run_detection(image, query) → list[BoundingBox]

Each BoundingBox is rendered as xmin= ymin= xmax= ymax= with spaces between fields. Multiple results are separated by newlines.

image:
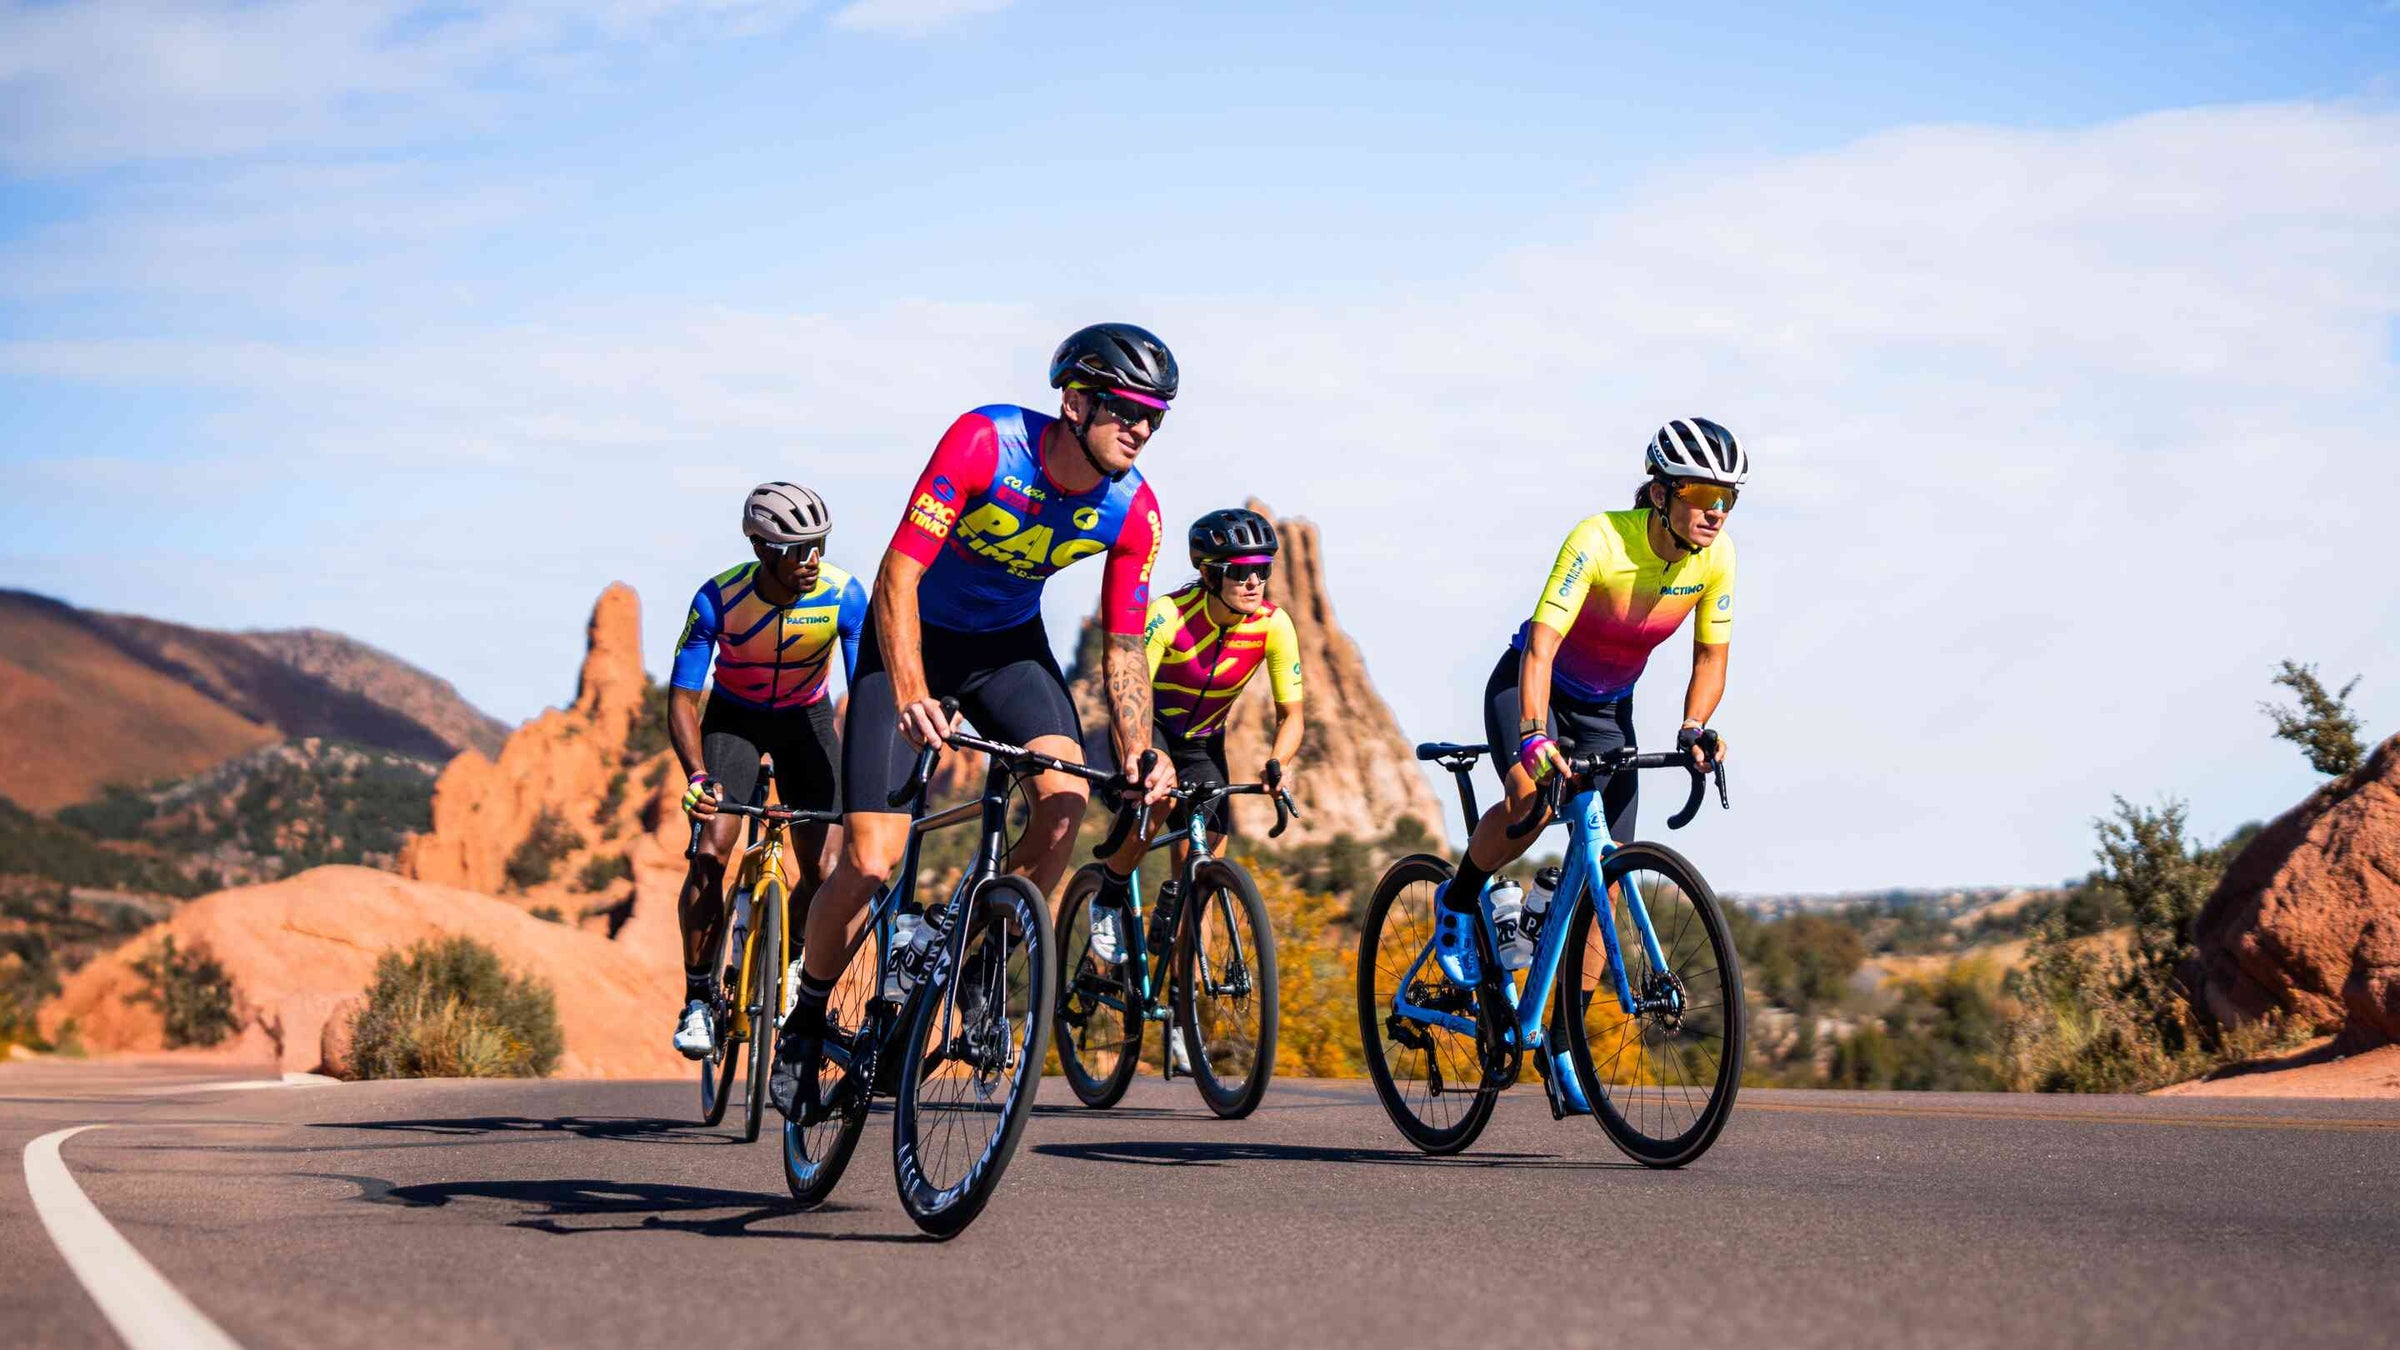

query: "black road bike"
xmin=1052 ymin=759 xmax=1298 ymax=1118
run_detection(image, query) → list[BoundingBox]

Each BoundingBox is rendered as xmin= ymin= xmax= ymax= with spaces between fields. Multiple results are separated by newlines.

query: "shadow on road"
xmin=314 ymin=1115 xmax=735 ymax=1146
xmin=312 ymin=1173 xmax=929 ymax=1243
xmin=1033 ymin=1138 xmax=1639 ymax=1170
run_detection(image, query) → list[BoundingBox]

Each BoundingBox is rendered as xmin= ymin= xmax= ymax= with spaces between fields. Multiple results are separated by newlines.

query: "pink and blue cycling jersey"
xmin=889 ymin=405 xmax=1161 ymax=636
xmin=670 ymin=561 xmax=867 ymax=711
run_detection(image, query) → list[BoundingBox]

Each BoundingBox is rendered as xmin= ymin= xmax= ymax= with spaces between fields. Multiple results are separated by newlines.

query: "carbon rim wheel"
xmin=893 ymin=875 xmax=1055 ymax=1238
xmin=1560 ymin=842 xmax=1743 ymax=1168
xmin=1053 ymin=867 xmax=1142 ymax=1109
xmin=1174 ymin=859 xmax=1278 ymax=1119
xmin=740 ymin=879 xmax=785 ymax=1144
xmin=1357 ymin=853 xmax=1497 ymax=1155
xmin=783 ymin=924 xmax=880 ymax=1209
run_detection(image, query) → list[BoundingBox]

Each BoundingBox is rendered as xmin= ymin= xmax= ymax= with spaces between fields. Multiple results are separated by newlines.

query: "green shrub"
xmin=593 ymin=770 xmax=629 ymax=824
xmin=624 ymin=680 xmax=673 ymax=763
xmin=128 ymin=936 xmax=241 ymax=1048
xmin=0 ymin=796 xmax=203 ymax=897
xmin=529 ymin=905 xmax=564 ymax=923
xmin=573 ymin=851 xmax=632 ymax=893
xmin=2261 ymin=660 xmax=2364 ymax=776
xmin=503 ymin=810 xmax=584 ymax=890
xmin=345 ymin=935 xmax=562 ymax=1079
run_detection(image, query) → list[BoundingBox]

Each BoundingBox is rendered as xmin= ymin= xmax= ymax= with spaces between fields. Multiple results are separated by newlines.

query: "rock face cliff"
xmin=2192 ymin=732 xmax=2400 ymax=1047
xmin=1066 ymin=501 xmax=1444 ymax=847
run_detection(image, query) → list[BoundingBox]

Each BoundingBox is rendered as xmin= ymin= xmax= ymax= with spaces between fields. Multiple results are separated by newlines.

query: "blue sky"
xmin=4 ymin=1 xmax=2398 ymax=891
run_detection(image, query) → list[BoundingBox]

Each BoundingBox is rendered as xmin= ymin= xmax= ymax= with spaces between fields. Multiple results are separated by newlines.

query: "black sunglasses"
xmin=1090 ymin=388 xmax=1167 ymax=430
xmin=1219 ymin=561 xmax=1272 ymax=583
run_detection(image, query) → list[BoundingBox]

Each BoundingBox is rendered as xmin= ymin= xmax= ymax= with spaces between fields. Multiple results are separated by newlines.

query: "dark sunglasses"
xmin=1219 ymin=561 xmax=1272 ymax=584
xmin=753 ymin=538 xmax=823 ymax=565
xmin=1670 ymin=482 xmax=1738 ymax=513
xmin=1090 ymin=388 xmax=1167 ymax=430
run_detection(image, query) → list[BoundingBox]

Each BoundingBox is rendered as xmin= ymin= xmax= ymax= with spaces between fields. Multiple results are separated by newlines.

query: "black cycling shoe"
xmin=767 ymin=1027 xmax=823 ymax=1123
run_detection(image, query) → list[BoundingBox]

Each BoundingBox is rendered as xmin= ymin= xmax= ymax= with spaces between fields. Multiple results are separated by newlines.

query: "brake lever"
xmin=685 ymin=816 xmax=705 ymax=862
xmin=1505 ymin=770 xmax=1565 ymax=840
xmin=1090 ymin=748 xmax=1160 ymax=859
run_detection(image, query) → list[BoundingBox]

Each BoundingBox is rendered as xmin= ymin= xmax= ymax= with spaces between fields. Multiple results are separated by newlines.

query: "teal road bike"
xmin=1357 ymin=736 xmax=1743 ymax=1167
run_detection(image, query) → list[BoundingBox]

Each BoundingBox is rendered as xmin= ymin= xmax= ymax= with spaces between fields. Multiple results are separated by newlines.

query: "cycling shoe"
xmin=1432 ymin=883 xmax=1482 ymax=987
xmin=767 ymin=1028 xmax=822 ymax=1122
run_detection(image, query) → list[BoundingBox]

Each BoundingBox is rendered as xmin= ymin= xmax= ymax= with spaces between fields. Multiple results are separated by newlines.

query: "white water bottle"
xmin=1521 ymin=866 xmax=1561 ymax=945
xmin=883 ymin=911 xmax=920 ymax=1003
xmin=1490 ymin=879 xmax=1533 ymax=972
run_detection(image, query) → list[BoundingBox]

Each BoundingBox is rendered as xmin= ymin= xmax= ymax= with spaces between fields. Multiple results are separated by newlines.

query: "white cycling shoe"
xmin=672 ymin=999 xmax=717 ymax=1059
xmin=1171 ymin=1028 xmax=1194 ymax=1075
xmin=1088 ymin=899 xmax=1127 ymax=966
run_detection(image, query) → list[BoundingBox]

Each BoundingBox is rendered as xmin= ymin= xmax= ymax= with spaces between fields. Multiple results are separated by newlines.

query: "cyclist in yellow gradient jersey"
xmin=1430 ymin=418 xmax=1748 ymax=1104
xmin=1085 ymin=508 xmax=1304 ymax=975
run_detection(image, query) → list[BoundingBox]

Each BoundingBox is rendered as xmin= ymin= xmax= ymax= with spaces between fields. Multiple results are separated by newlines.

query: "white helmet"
xmin=742 ymin=482 xmax=831 ymax=546
xmin=1645 ymin=418 xmax=1748 ymax=487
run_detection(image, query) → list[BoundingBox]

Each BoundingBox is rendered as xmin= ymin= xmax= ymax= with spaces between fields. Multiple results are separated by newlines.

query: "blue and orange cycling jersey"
xmin=888 ymin=405 xmax=1162 ymax=636
xmin=1515 ymin=508 xmax=1734 ymax=704
xmin=670 ymin=561 xmax=867 ymax=711
xmin=1144 ymin=583 xmax=1304 ymax=738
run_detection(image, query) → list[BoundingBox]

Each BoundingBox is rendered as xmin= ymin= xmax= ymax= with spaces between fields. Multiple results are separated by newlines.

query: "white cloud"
xmin=6 ymin=100 xmax=2398 ymax=891
xmin=828 ymin=0 xmax=1015 ymax=37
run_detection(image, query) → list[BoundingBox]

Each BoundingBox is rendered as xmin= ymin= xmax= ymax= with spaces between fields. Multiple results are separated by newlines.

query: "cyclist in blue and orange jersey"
xmin=768 ymin=323 xmax=1182 ymax=1119
xmin=1085 ymin=508 xmax=1305 ymax=970
xmin=1431 ymin=418 xmax=1747 ymax=1098
xmin=666 ymin=482 xmax=867 ymax=1058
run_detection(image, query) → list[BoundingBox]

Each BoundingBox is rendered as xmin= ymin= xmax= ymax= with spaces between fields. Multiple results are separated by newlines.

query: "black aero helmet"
xmin=1049 ymin=322 xmax=1179 ymax=402
xmin=1189 ymin=507 xmax=1278 ymax=569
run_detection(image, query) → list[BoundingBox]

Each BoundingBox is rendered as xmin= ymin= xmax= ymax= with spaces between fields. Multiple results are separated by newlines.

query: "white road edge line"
xmin=124 ymin=1072 xmax=339 ymax=1098
xmin=24 ymin=1125 xmax=248 ymax=1350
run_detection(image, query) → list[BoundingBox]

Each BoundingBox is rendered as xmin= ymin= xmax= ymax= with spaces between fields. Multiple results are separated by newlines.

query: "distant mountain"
xmin=0 ymin=589 xmax=507 ymax=812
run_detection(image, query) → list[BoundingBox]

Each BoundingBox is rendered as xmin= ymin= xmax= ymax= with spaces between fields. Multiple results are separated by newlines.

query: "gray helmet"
xmin=742 ymin=482 xmax=831 ymax=546
xmin=1645 ymin=417 xmax=1748 ymax=487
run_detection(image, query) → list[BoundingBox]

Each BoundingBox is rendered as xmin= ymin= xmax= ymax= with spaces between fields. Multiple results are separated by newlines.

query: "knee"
xmin=839 ymin=830 xmax=902 ymax=883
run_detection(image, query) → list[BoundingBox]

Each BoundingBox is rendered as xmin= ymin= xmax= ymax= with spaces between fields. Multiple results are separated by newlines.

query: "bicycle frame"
xmin=1389 ymin=786 xmax=1671 ymax=1054
xmin=1103 ymin=798 xmax=1229 ymax=1026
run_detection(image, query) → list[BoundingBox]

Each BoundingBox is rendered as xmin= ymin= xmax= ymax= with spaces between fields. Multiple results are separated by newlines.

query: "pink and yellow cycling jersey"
xmin=670 ymin=561 xmax=867 ymax=711
xmin=1144 ymin=582 xmax=1304 ymax=738
xmin=1514 ymin=509 xmax=1734 ymax=704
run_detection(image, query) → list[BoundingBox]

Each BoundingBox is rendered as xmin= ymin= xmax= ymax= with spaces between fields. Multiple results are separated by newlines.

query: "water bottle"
xmin=1147 ymin=879 xmax=1184 ymax=952
xmin=1490 ymin=879 xmax=1533 ymax=972
xmin=1522 ymin=866 xmax=1562 ymax=945
xmin=895 ymin=902 xmax=953 ymax=994
xmin=883 ymin=909 xmax=920 ymax=1003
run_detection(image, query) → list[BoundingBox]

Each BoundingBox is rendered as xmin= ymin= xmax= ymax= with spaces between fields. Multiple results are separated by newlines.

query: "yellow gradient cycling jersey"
xmin=1516 ymin=509 xmax=1733 ymax=704
xmin=1144 ymin=582 xmax=1304 ymax=738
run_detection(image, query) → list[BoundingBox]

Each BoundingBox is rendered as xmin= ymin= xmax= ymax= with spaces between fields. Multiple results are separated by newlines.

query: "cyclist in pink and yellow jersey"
xmin=1085 ymin=508 xmax=1305 ymax=965
xmin=1430 ymin=418 xmax=1748 ymax=1023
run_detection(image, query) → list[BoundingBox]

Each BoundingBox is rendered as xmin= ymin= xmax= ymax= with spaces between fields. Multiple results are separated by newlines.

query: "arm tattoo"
xmin=1105 ymin=632 xmax=1152 ymax=751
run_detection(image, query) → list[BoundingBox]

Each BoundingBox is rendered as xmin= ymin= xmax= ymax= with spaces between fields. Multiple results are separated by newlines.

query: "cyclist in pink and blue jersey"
xmin=666 ymin=481 xmax=866 ymax=1059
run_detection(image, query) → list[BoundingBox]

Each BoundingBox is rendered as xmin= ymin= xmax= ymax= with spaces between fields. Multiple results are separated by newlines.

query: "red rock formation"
xmin=2192 ymin=733 xmax=2400 ymax=1046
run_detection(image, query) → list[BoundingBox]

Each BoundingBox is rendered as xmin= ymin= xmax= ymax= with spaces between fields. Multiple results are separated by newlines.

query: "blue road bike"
xmin=1356 ymin=737 xmax=1743 ymax=1166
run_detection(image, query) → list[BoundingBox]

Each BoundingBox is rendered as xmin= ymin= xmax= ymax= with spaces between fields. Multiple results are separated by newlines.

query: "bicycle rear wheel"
xmin=893 ymin=874 xmax=1055 ymax=1239
xmin=783 ymin=925 xmax=881 ymax=1209
xmin=1174 ymin=859 xmax=1278 ymax=1119
xmin=1052 ymin=866 xmax=1141 ymax=1109
xmin=739 ymin=878 xmax=785 ymax=1144
xmin=1356 ymin=853 xmax=1496 ymax=1154
xmin=1559 ymin=841 xmax=1743 ymax=1168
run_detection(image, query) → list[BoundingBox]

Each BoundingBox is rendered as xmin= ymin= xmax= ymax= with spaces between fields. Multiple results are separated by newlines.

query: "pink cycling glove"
xmin=1518 ymin=732 xmax=1559 ymax=779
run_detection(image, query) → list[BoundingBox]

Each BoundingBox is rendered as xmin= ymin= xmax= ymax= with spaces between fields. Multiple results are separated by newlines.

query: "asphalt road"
xmin=6 ymin=1061 xmax=2398 ymax=1350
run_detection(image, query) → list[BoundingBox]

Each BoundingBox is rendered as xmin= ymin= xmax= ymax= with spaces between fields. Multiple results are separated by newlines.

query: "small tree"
xmin=129 ymin=936 xmax=241 ymax=1048
xmin=504 ymin=810 xmax=584 ymax=890
xmin=2261 ymin=661 xmax=2364 ymax=776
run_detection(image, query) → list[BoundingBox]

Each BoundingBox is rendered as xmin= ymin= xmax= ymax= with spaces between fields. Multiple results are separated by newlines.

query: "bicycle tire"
xmin=740 ymin=878 xmax=785 ymax=1144
xmin=783 ymin=926 xmax=879 ymax=1209
xmin=697 ymin=895 xmax=743 ymax=1127
xmin=1052 ymin=866 xmax=1141 ymax=1109
xmin=1559 ymin=841 xmax=1743 ymax=1168
xmin=893 ymin=874 xmax=1054 ymax=1239
xmin=1173 ymin=858 xmax=1279 ymax=1119
xmin=1356 ymin=853 xmax=1497 ymax=1155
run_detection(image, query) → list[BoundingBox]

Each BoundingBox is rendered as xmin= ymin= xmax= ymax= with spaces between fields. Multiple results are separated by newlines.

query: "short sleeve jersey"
xmin=1143 ymin=582 xmax=1304 ymax=738
xmin=670 ymin=561 xmax=868 ymax=711
xmin=1513 ymin=509 xmax=1734 ymax=704
xmin=888 ymin=405 xmax=1162 ymax=636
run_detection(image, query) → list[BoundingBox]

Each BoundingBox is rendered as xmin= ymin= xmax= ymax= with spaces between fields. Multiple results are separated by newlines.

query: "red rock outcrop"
xmin=2192 ymin=733 xmax=2400 ymax=1046
xmin=40 ymin=865 xmax=688 ymax=1077
xmin=1066 ymin=501 xmax=1445 ymax=847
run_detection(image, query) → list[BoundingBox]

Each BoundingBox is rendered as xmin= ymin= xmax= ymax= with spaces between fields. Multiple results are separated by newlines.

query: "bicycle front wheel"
xmin=740 ymin=878 xmax=786 ymax=1144
xmin=1559 ymin=841 xmax=1743 ymax=1168
xmin=892 ymin=874 xmax=1055 ymax=1239
xmin=1052 ymin=866 xmax=1142 ymax=1109
xmin=697 ymin=894 xmax=744 ymax=1127
xmin=784 ymin=925 xmax=879 ymax=1209
xmin=1173 ymin=859 xmax=1278 ymax=1119
xmin=1356 ymin=853 xmax=1496 ymax=1154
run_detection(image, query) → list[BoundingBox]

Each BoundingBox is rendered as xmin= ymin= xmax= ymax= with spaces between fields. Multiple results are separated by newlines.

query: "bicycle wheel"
xmin=697 ymin=895 xmax=743 ymax=1126
xmin=739 ymin=878 xmax=785 ymax=1144
xmin=1173 ymin=859 xmax=1278 ymax=1119
xmin=1052 ymin=866 xmax=1142 ymax=1109
xmin=1356 ymin=853 xmax=1496 ymax=1154
xmin=1559 ymin=841 xmax=1743 ymax=1168
xmin=892 ymin=874 xmax=1054 ymax=1239
xmin=783 ymin=924 xmax=880 ymax=1209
